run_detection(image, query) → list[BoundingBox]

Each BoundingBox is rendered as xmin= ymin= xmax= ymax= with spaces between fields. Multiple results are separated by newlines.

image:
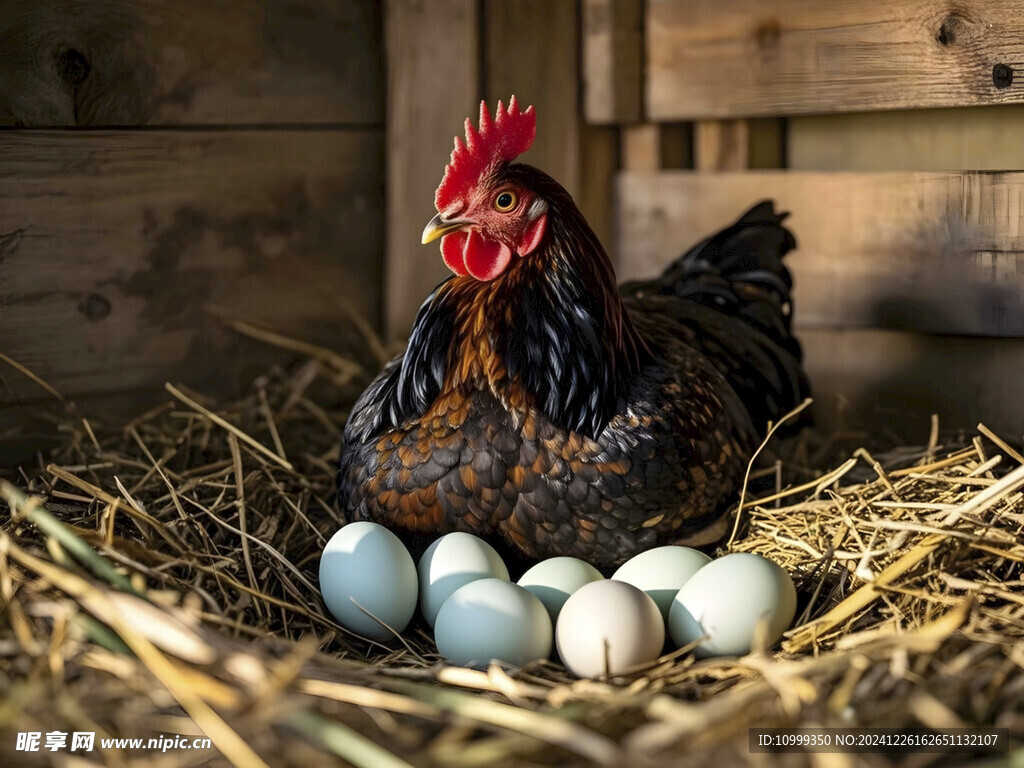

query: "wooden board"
xmin=582 ymin=0 xmax=643 ymax=124
xmin=789 ymin=105 xmax=1024 ymax=171
xmin=694 ymin=120 xmax=749 ymax=170
xmin=384 ymin=0 xmax=480 ymax=339
xmin=801 ymin=328 xmax=1024 ymax=438
xmin=616 ymin=170 xmax=1024 ymax=337
xmin=0 ymin=0 xmax=382 ymax=126
xmin=647 ymin=0 xmax=1024 ymax=120
xmin=484 ymin=0 xmax=618 ymax=258
xmin=0 ymin=130 xmax=383 ymax=402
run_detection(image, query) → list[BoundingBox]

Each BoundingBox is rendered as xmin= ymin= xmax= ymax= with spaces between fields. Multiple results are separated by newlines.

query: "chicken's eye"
xmin=494 ymin=190 xmax=518 ymax=212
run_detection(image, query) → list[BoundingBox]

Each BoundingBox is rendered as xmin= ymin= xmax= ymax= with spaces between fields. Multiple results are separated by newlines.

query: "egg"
xmin=418 ymin=532 xmax=510 ymax=626
xmin=319 ymin=522 xmax=418 ymax=641
xmin=556 ymin=580 xmax=664 ymax=678
xmin=434 ymin=578 xmax=553 ymax=668
xmin=517 ymin=557 xmax=604 ymax=622
xmin=668 ymin=552 xmax=797 ymax=657
xmin=611 ymin=546 xmax=711 ymax=620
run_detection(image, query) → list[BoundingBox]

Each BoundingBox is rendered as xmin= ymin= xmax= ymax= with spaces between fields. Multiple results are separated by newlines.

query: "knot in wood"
xmin=57 ymin=49 xmax=90 ymax=86
xmin=993 ymin=63 xmax=1014 ymax=89
xmin=79 ymin=293 xmax=111 ymax=322
xmin=755 ymin=19 xmax=781 ymax=50
xmin=935 ymin=14 xmax=967 ymax=46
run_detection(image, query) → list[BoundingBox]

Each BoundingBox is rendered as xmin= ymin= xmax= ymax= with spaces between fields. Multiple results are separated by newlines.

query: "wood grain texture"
xmin=0 ymin=130 xmax=383 ymax=402
xmin=385 ymin=0 xmax=479 ymax=339
xmin=582 ymin=0 xmax=643 ymax=124
xmin=647 ymin=0 xmax=1024 ymax=120
xmin=484 ymin=0 xmax=618 ymax=257
xmin=0 ymin=0 xmax=382 ymax=126
xmin=616 ymin=170 xmax=1024 ymax=337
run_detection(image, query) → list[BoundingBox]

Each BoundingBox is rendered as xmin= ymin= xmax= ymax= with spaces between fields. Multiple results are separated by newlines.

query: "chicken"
xmin=337 ymin=97 xmax=808 ymax=567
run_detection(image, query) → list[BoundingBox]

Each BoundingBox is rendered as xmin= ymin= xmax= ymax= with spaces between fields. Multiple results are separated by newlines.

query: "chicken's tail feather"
xmin=657 ymin=200 xmax=800 ymax=363
xmin=622 ymin=200 xmax=810 ymax=432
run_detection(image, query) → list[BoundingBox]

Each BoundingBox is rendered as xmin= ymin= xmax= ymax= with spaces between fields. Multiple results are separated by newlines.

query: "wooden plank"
xmin=484 ymin=0 xmax=618 ymax=257
xmin=789 ymin=105 xmax=1024 ymax=171
xmin=0 ymin=130 xmax=383 ymax=402
xmin=485 ymin=0 xmax=581 ymax=198
xmin=0 ymin=0 xmax=382 ymax=126
xmin=801 ymin=328 xmax=1024 ymax=439
xmin=582 ymin=0 xmax=644 ymax=124
xmin=622 ymin=124 xmax=694 ymax=173
xmin=385 ymin=0 xmax=479 ymax=339
xmin=616 ymin=170 xmax=1024 ymax=338
xmin=647 ymin=0 xmax=1024 ymax=120
xmin=694 ymin=120 xmax=749 ymax=170
xmin=622 ymin=125 xmax=662 ymax=172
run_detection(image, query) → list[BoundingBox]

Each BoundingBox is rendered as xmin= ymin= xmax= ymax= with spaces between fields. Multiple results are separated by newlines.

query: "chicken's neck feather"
xmin=494 ymin=170 xmax=645 ymax=437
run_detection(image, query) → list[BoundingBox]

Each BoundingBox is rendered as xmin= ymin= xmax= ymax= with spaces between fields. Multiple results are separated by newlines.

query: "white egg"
xmin=556 ymin=580 xmax=664 ymax=678
xmin=418 ymin=532 xmax=509 ymax=626
xmin=517 ymin=557 xmax=604 ymax=622
xmin=668 ymin=552 xmax=797 ymax=657
xmin=319 ymin=522 xmax=418 ymax=641
xmin=611 ymin=546 xmax=711 ymax=620
xmin=434 ymin=578 xmax=553 ymax=668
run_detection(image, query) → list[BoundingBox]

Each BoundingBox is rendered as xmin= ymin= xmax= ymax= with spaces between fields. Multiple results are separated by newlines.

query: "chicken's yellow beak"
xmin=421 ymin=213 xmax=471 ymax=244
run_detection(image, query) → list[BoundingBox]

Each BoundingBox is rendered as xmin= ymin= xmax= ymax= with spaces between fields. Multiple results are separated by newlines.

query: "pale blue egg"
xmin=612 ymin=546 xmax=711 ymax=620
xmin=668 ymin=553 xmax=797 ymax=657
xmin=517 ymin=557 xmax=604 ymax=622
xmin=319 ymin=522 xmax=418 ymax=641
xmin=434 ymin=578 xmax=552 ymax=668
xmin=418 ymin=532 xmax=509 ymax=626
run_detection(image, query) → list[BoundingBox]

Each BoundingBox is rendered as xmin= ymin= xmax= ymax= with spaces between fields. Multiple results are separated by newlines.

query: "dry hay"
xmin=1 ymin=326 xmax=1023 ymax=768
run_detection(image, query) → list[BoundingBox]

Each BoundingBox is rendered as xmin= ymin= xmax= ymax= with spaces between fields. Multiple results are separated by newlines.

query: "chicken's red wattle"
xmin=441 ymin=230 xmax=512 ymax=281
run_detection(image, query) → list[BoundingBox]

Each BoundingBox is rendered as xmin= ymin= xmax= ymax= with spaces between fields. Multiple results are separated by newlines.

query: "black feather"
xmin=343 ymin=282 xmax=456 ymax=442
xmin=494 ymin=216 xmax=628 ymax=439
xmin=621 ymin=200 xmax=809 ymax=431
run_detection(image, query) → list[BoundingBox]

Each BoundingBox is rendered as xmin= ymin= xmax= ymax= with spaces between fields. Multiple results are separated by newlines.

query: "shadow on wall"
xmin=801 ymin=198 xmax=1024 ymax=445
xmin=804 ymin=292 xmax=1024 ymax=444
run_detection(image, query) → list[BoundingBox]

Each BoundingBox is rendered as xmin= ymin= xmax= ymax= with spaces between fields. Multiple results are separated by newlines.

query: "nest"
xmin=1 ymin=324 xmax=1022 ymax=768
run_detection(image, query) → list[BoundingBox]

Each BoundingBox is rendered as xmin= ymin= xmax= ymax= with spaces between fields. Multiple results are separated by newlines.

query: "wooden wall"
xmin=585 ymin=0 xmax=1024 ymax=441
xmin=0 ymin=1 xmax=384 ymax=460
xmin=10 ymin=1 xmax=1023 ymax=459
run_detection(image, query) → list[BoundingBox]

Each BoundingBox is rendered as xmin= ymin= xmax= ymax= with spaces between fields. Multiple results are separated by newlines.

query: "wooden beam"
xmin=582 ymin=0 xmax=644 ymax=124
xmin=484 ymin=0 xmax=618 ymax=255
xmin=384 ymin=0 xmax=479 ymax=339
xmin=647 ymin=0 xmax=1024 ymax=120
xmin=620 ymin=124 xmax=693 ymax=172
xmin=0 ymin=130 xmax=383 ymax=402
xmin=789 ymin=105 xmax=1024 ymax=171
xmin=616 ymin=170 xmax=1024 ymax=338
xmin=622 ymin=125 xmax=662 ymax=172
xmin=484 ymin=0 xmax=588 ymax=197
xmin=0 ymin=0 xmax=382 ymax=126
xmin=694 ymin=120 xmax=749 ymax=170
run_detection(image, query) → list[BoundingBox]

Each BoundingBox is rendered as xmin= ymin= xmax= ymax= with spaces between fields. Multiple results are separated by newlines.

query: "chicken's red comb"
xmin=435 ymin=96 xmax=536 ymax=211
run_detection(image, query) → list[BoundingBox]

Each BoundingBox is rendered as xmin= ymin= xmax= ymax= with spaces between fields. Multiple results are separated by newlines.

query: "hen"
xmin=338 ymin=97 xmax=808 ymax=567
